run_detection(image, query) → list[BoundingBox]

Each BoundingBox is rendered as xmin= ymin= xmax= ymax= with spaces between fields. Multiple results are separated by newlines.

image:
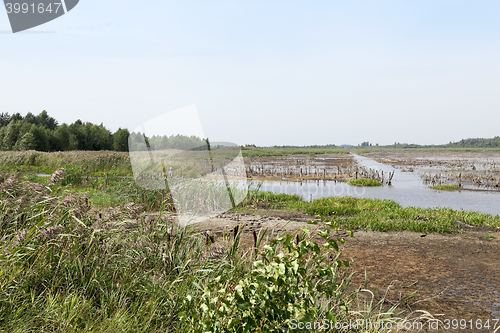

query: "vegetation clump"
xmin=179 ymin=222 xmax=363 ymax=331
xmin=430 ymin=184 xmax=460 ymax=190
xmin=348 ymin=178 xmax=382 ymax=187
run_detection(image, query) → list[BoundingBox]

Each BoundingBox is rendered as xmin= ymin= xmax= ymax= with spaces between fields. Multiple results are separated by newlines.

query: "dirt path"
xmin=194 ymin=210 xmax=500 ymax=332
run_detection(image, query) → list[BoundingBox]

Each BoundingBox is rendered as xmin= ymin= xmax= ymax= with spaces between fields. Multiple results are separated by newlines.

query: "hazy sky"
xmin=1 ymin=1 xmax=500 ymax=146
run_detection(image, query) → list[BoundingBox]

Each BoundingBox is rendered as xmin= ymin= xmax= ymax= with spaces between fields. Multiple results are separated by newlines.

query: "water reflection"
xmin=252 ymin=154 xmax=500 ymax=216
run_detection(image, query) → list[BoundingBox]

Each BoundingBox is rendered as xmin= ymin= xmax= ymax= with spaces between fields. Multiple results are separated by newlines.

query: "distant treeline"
xmin=443 ymin=136 xmax=500 ymax=148
xmin=0 ymin=111 xmax=131 ymax=152
xmin=129 ymin=132 xmax=206 ymax=151
xmin=0 ymin=111 xmax=206 ymax=152
xmin=358 ymin=137 xmax=500 ymax=149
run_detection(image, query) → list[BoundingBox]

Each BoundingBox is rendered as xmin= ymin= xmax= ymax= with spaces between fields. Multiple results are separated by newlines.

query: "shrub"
xmin=179 ymin=221 xmax=358 ymax=332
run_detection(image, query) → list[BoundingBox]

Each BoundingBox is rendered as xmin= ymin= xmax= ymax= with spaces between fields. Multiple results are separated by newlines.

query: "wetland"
xmin=1 ymin=148 xmax=500 ymax=332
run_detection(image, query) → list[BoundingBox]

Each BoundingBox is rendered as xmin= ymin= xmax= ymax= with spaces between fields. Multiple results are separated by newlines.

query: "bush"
xmin=179 ymin=221 xmax=358 ymax=332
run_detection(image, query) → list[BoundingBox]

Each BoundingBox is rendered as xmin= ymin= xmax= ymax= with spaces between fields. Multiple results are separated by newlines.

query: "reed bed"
xmin=0 ymin=150 xmax=133 ymax=176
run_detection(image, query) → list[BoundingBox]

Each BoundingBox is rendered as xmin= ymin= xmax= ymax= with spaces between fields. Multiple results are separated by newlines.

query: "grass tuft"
xmin=430 ymin=184 xmax=460 ymax=190
xmin=348 ymin=178 xmax=383 ymax=187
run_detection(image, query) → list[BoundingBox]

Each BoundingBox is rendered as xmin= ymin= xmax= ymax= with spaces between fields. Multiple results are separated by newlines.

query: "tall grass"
xmin=0 ymin=176 xmax=414 ymax=332
xmin=0 ymin=148 xmax=347 ymax=179
xmin=0 ymin=150 xmax=132 ymax=176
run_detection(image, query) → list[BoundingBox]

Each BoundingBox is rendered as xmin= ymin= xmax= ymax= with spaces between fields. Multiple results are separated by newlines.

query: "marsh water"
xmin=253 ymin=154 xmax=500 ymax=216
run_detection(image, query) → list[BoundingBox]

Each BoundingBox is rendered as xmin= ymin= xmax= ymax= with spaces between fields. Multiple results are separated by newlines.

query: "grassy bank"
xmin=241 ymin=191 xmax=500 ymax=233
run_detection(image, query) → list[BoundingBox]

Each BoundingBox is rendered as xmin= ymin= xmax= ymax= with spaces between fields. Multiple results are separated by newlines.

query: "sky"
xmin=1 ymin=1 xmax=500 ymax=146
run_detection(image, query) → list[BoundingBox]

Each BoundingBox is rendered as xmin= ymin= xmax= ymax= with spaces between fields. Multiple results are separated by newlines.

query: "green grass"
xmin=0 ymin=184 xmax=202 ymax=331
xmin=240 ymin=191 xmax=500 ymax=233
xmin=348 ymin=178 xmax=383 ymax=187
xmin=9 ymin=157 xmax=500 ymax=235
xmin=26 ymin=174 xmax=51 ymax=184
xmin=2 ymin=150 xmax=493 ymax=331
xmin=0 ymin=150 xmax=133 ymax=176
xmin=430 ymin=184 xmax=460 ymax=190
xmin=483 ymin=232 xmax=496 ymax=240
xmin=69 ymin=177 xmax=171 ymax=210
xmin=350 ymin=148 xmax=373 ymax=154
xmin=0 ymin=176 xmax=407 ymax=332
xmin=0 ymin=148 xmax=349 ymax=185
xmin=240 ymin=146 xmax=348 ymax=157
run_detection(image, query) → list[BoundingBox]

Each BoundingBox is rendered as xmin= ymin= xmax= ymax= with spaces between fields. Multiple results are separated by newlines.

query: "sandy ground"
xmin=193 ymin=209 xmax=500 ymax=332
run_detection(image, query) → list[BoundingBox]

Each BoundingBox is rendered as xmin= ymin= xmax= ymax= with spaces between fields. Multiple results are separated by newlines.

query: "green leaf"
xmin=237 ymin=300 xmax=250 ymax=311
xmin=263 ymin=245 xmax=274 ymax=252
xmin=254 ymin=260 xmax=264 ymax=267
xmin=328 ymin=239 xmax=339 ymax=251
xmin=228 ymin=317 xmax=240 ymax=328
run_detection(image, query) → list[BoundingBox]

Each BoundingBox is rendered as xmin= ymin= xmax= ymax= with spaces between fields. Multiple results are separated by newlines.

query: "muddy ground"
xmin=194 ymin=210 xmax=500 ymax=332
